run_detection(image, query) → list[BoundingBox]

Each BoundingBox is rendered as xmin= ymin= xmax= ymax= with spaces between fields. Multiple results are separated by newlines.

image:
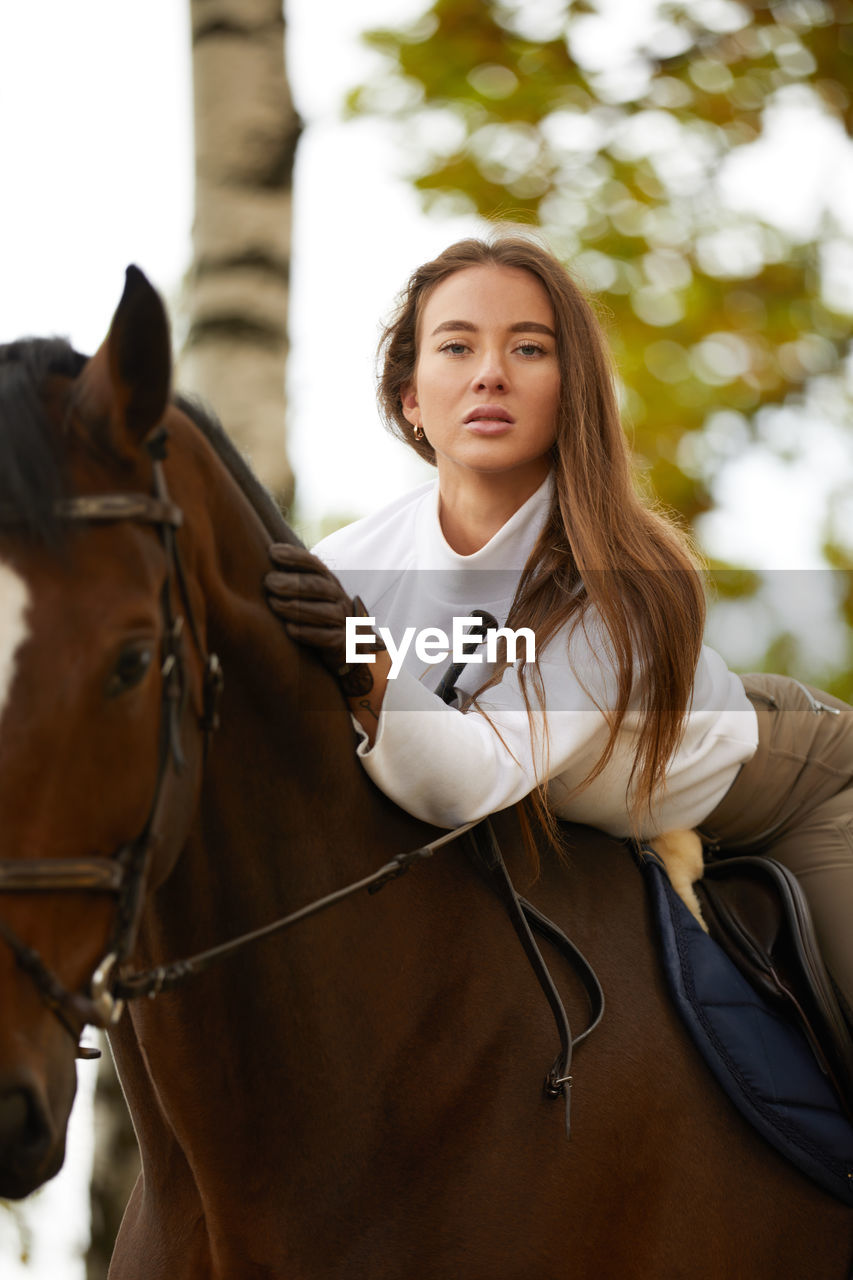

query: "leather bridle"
xmin=0 ymin=430 xmax=603 ymax=1134
xmin=0 ymin=431 xmax=223 ymax=1056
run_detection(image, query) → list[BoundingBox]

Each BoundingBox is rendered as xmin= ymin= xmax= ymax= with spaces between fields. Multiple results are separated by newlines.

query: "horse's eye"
xmin=106 ymin=644 xmax=154 ymax=698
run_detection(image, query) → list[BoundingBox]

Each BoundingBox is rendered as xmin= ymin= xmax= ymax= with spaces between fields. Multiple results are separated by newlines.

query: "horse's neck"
xmin=116 ymin=515 xmax=451 ymax=1189
xmin=202 ymin=597 xmax=427 ymax=901
xmin=111 ymin=439 xmax=551 ymax=1258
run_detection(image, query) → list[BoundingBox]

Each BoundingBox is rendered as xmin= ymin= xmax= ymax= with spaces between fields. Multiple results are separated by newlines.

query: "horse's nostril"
xmin=0 ymin=1090 xmax=27 ymax=1134
xmin=0 ymin=1087 xmax=50 ymax=1159
xmin=0 ymin=1083 xmax=56 ymax=1198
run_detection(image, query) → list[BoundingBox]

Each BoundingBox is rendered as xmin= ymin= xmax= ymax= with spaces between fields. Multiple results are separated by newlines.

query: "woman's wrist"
xmin=347 ymin=649 xmax=391 ymax=746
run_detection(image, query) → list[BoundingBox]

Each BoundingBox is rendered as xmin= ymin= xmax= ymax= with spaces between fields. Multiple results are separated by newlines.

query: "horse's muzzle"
xmin=0 ymin=1075 xmax=64 ymax=1199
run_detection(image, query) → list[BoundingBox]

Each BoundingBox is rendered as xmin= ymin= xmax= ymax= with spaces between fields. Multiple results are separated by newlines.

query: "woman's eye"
xmin=439 ymin=341 xmax=469 ymax=356
xmin=106 ymin=645 xmax=154 ymax=698
xmin=516 ymin=341 xmax=545 ymax=357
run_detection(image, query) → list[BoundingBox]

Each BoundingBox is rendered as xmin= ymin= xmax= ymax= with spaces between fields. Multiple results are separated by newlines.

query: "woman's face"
xmin=402 ymin=264 xmax=560 ymax=489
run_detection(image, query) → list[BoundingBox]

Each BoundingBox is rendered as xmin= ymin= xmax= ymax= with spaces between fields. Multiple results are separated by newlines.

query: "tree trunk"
xmin=86 ymin=8 xmax=299 ymax=1275
xmin=181 ymin=0 xmax=300 ymax=508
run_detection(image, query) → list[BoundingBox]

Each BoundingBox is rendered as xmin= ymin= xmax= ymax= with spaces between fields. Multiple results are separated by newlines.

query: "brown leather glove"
xmin=264 ymin=544 xmax=385 ymax=696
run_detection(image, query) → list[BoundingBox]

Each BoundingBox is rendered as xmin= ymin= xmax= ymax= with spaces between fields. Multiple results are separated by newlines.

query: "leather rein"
xmin=0 ymin=431 xmax=603 ymax=1133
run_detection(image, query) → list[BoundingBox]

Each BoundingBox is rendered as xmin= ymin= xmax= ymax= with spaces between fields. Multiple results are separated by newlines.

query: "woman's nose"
xmin=471 ymin=352 xmax=508 ymax=392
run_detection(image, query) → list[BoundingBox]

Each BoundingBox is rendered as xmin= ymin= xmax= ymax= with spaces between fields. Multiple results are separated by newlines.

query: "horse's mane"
xmin=0 ymin=335 xmax=302 ymax=550
xmin=173 ymin=393 xmax=302 ymax=549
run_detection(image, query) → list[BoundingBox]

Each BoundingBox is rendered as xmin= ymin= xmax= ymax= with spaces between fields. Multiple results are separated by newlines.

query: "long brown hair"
xmin=377 ymin=233 xmax=705 ymax=841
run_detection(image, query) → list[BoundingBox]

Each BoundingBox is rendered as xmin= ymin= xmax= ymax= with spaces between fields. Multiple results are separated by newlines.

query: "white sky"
xmin=0 ymin=1 xmax=851 ymax=1274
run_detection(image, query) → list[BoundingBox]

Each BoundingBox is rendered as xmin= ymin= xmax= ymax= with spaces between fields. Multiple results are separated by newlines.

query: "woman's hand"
xmin=265 ymin=544 xmax=356 ymax=670
xmin=264 ymin=544 xmax=390 ymax=742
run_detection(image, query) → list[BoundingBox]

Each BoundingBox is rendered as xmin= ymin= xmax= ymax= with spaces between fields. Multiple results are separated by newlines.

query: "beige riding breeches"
xmin=699 ymin=672 xmax=853 ymax=1020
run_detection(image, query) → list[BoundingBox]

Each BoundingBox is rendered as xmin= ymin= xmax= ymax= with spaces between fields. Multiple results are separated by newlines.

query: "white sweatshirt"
xmin=313 ymin=473 xmax=758 ymax=838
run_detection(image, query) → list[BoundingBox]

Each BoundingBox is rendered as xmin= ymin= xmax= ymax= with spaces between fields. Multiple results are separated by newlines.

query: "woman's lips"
xmin=465 ymin=420 xmax=513 ymax=435
xmin=463 ymin=405 xmax=515 ymax=435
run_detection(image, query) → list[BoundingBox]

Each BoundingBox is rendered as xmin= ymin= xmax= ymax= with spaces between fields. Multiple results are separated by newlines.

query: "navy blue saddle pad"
xmin=642 ymin=852 xmax=853 ymax=1204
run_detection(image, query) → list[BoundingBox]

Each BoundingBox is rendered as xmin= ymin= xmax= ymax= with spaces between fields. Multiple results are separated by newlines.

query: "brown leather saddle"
xmin=695 ymin=855 xmax=853 ymax=1120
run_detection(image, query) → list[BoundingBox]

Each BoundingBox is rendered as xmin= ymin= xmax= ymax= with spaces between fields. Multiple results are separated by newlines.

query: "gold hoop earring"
xmin=413 ymin=424 xmax=424 ymax=442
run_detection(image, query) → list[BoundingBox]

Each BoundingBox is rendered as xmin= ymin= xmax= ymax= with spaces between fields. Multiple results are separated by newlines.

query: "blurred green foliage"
xmin=350 ymin=0 xmax=853 ymax=695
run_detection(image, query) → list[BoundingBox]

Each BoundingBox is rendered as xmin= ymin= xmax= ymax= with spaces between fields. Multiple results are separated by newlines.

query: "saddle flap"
xmin=640 ymin=849 xmax=853 ymax=1204
xmin=696 ymin=856 xmax=853 ymax=1115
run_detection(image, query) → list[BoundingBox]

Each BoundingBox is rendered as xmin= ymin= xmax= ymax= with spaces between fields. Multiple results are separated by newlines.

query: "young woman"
xmin=265 ymin=235 xmax=853 ymax=1019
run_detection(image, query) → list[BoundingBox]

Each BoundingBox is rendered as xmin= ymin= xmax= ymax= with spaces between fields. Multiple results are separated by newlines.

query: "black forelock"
xmin=0 ymin=338 xmax=88 ymax=543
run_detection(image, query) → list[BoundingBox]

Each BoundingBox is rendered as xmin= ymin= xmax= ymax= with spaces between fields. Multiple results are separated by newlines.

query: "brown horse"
xmin=0 ymin=270 xmax=849 ymax=1279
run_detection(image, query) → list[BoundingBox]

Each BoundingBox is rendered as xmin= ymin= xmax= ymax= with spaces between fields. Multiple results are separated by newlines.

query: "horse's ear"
xmin=76 ymin=265 xmax=172 ymax=453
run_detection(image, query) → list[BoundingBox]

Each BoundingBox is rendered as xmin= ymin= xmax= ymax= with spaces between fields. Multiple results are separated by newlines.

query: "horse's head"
xmin=0 ymin=268 xmax=211 ymax=1196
